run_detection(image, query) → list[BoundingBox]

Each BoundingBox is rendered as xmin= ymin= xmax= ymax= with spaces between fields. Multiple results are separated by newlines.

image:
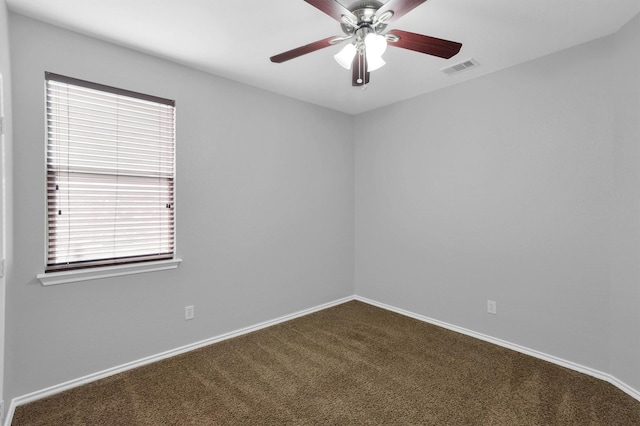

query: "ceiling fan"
xmin=270 ymin=0 xmax=463 ymax=87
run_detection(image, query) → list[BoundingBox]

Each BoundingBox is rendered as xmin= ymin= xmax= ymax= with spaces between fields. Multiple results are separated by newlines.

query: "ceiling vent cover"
xmin=441 ymin=58 xmax=480 ymax=75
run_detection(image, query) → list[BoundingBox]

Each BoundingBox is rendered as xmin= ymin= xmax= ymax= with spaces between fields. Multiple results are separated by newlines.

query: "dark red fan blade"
xmin=270 ymin=36 xmax=340 ymax=63
xmin=376 ymin=0 xmax=428 ymax=23
xmin=387 ymin=29 xmax=462 ymax=59
xmin=352 ymin=52 xmax=370 ymax=86
xmin=304 ymin=0 xmax=357 ymax=22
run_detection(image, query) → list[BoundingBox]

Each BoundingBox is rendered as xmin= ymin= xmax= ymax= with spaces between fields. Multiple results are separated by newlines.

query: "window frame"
xmin=38 ymin=72 xmax=181 ymax=285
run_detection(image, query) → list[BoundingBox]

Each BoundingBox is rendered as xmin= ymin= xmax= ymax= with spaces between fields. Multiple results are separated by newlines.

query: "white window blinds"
xmin=45 ymin=72 xmax=176 ymax=272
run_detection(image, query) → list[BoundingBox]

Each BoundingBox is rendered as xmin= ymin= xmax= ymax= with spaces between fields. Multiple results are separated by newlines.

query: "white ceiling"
xmin=6 ymin=0 xmax=640 ymax=114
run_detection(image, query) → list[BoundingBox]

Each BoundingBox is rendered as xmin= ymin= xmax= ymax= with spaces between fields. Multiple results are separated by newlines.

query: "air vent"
xmin=441 ymin=58 xmax=480 ymax=75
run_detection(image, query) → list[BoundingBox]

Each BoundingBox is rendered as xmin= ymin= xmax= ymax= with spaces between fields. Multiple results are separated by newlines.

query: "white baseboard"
xmin=4 ymin=295 xmax=355 ymax=426
xmin=354 ymin=295 xmax=640 ymax=403
xmin=5 ymin=294 xmax=639 ymax=426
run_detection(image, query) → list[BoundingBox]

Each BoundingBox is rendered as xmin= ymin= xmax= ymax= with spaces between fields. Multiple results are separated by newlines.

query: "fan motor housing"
xmin=341 ymin=0 xmax=386 ymax=35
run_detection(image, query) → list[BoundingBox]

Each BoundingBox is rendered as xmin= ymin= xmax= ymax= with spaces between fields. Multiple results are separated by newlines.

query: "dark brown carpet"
xmin=12 ymin=300 xmax=640 ymax=425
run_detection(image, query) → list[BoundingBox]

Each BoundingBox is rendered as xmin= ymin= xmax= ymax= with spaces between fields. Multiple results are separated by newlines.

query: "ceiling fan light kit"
xmin=334 ymin=29 xmax=387 ymax=71
xmin=334 ymin=43 xmax=357 ymax=69
xmin=270 ymin=0 xmax=463 ymax=87
xmin=365 ymin=32 xmax=388 ymax=57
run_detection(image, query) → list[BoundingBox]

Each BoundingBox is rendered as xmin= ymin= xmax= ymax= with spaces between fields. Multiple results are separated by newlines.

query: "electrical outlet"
xmin=185 ymin=305 xmax=195 ymax=320
xmin=487 ymin=300 xmax=497 ymax=315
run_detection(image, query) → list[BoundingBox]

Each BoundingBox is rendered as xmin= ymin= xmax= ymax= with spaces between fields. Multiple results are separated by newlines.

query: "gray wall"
xmin=355 ymin=33 xmax=623 ymax=376
xmin=610 ymin=13 xmax=640 ymax=391
xmin=5 ymin=13 xmax=354 ymax=402
xmin=0 ymin=0 xmax=13 ymax=412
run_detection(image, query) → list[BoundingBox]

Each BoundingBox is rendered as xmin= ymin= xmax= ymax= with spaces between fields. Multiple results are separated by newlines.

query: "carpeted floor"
xmin=12 ymin=300 xmax=640 ymax=425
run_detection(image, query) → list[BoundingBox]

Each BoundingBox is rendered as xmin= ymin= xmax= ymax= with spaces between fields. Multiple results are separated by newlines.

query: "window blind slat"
xmin=45 ymin=73 xmax=176 ymax=272
xmin=46 ymin=102 xmax=175 ymax=124
xmin=46 ymin=98 xmax=175 ymax=124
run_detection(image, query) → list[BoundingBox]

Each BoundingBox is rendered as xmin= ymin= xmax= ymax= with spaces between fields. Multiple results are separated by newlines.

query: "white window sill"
xmin=37 ymin=258 xmax=183 ymax=286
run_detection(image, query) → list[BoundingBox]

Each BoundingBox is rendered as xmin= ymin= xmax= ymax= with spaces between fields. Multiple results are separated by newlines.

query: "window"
xmin=44 ymin=72 xmax=176 ymax=274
